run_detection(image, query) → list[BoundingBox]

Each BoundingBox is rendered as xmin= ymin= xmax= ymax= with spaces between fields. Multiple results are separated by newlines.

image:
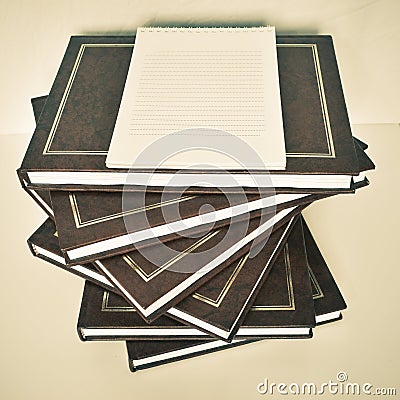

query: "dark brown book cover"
xmin=28 ymin=205 xmax=305 ymax=327
xmin=19 ymin=35 xmax=362 ymax=192
xmin=18 ymin=97 xmax=54 ymax=218
xmin=27 ymin=96 xmax=369 ymax=239
xmin=27 ymin=92 xmax=372 ymax=216
xmin=124 ymin=216 xmax=347 ymax=370
xmin=353 ymin=137 xmax=368 ymax=151
xmin=168 ymin=216 xmax=299 ymax=340
xmin=93 ymin=205 xmax=306 ymax=322
xmin=26 ymin=95 xmax=319 ymax=270
xmin=77 ymin=215 xmax=317 ymax=341
xmin=50 ymin=188 xmax=320 ymax=264
xmin=27 ymin=93 xmax=372 ymax=219
xmin=31 ymin=95 xmax=48 ymax=122
xmin=27 ymin=215 xmax=294 ymax=332
xmin=24 ymin=139 xmax=370 ymax=262
xmin=27 ymin=218 xmax=115 ymax=293
xmin=302 ymin=216 xmax=347 ymax=323
xmin=354 ymin=141 xmax=375 ymax=172
xmin=125 ymin=339 xmax=253 ymax=372
xmin=22 ymin=185 xmax=53 ymax=218
xmin=30 ymin=216 xmax=300 ymax=341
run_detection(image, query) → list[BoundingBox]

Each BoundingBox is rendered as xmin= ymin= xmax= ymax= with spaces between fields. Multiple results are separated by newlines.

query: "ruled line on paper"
xmin=106 ymin=27 xmax=286 ymax=170
xmin=125 ymin=46 xmax=268 ymax=137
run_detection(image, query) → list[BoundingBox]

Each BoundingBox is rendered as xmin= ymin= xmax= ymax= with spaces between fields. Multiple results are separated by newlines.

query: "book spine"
xmin=76 ymin=284 xmax=91 ymax=342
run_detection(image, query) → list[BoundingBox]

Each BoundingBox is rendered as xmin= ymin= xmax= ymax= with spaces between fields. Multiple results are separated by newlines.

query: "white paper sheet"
xmin=106 ymin=27 xmax=286 ymax=171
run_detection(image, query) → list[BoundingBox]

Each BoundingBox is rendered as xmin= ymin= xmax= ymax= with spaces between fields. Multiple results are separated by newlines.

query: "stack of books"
xmin=18 ymin=28 xmax=374 ymax=372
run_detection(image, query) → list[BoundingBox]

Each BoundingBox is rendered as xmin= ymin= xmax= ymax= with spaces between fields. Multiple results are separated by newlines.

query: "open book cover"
xmin=19 ymin=35 xmax=367 ymax=192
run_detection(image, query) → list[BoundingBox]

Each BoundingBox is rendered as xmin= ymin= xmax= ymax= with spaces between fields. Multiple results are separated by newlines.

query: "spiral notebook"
xmin=106 ymin=26 xmax=286 ymax=172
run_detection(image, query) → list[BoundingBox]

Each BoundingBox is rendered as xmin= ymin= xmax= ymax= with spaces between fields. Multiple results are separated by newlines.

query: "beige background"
xmin=1 ymin=128 xmax=399 ymax=398
xmin=1 ymin=0 xmax=399 ymax=398
xmin=0 ymin=0 xmax=399 ymax=134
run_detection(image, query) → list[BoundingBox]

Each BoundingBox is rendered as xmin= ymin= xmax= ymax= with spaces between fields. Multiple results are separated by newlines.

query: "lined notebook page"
xmin=106 ymin=27 xmax=286 ymax=170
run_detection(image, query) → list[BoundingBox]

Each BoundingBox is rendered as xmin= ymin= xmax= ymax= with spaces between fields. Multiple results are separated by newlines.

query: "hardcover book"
xmin=25 ymin=96 xmax=372 ymax=234
xmin=25 ymin=96 xmax=309 ymax=227
xmin=29 ymin=215 xmax=297 ymax=340
xmin=24 ymin=186 xmax=53 ymax=218
xmin=303 ymin=218 xmax=347 ymax=323
xmin=24 ymin=141 xmax=372 ymax=226
xmin=93 ymin=205 xmax=305 ymax=321
xmin=19 ymin=35 xmax=364 ymax=192
xmin=29 ymin=202 xmax=307 ymax=322
xmin=27 ymin=218 xmax=114 ymax=292
xmin=29 ymin=214 xmax=342 ymax=341
xmin=31 ymin=96 xmax=47 ymax=122
xmin=50 ymin=189 xmax=316 ymax=264
xmin=77 ymin=217 xmax=320 ymax=341
xmin=125 ymin=339 xmax=252 ymax=372
xmin=126 ymin=233 xmax=348 ymax=373
xmin=353 ymin=139 xmax=375 ymax=174
xmin=167 ymin=215 xmax=300 ymax=340
xmin=353 ymin=137 xmax=368 ymax=151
